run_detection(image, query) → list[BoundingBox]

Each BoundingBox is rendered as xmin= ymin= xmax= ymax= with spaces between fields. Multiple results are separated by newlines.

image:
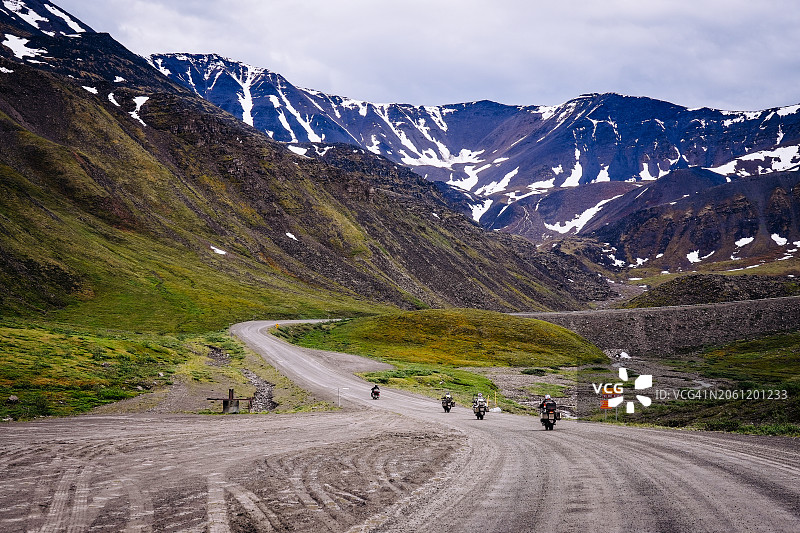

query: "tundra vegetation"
xmin=275 ymin=308 xmax=606 ymax=412
xmin=0 ymin=320 xmax=322 ymax=420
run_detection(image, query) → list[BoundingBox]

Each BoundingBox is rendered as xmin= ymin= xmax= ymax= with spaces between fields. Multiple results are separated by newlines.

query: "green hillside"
xmin=277 ymin=309 xmax=605 ymax=412
xmin=280 ymin=308 xmax=605 ymax=368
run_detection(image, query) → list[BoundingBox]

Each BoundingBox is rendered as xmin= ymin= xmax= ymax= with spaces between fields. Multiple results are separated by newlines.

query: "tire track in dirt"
xmin=232 ymin=320 xmax=800 ymax=533
xmin=222 ymin=431 xmax=463 ymax=532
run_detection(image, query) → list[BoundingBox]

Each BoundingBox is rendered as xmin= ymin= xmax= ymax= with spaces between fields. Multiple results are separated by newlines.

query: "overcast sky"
xmin=54 ymin=0 xmax=800 ymax=111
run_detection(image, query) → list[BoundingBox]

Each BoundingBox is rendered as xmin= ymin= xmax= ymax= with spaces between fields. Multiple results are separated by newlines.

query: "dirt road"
xmin=1 ymin=320 xmax=798 ymax=532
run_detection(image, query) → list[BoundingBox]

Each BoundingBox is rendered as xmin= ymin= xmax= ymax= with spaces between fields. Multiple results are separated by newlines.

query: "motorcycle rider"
xmin=539 ymin=394 xmax=556 ymax=410
xmin=371 ymin=384 xmax=380 ymax=397
xmin=474 ymin=392 xmax=486 ymax=407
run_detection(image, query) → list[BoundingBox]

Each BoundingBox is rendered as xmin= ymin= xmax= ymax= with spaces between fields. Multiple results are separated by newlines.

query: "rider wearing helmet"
xmin=539 ymin=394 xmax=556 ymax=409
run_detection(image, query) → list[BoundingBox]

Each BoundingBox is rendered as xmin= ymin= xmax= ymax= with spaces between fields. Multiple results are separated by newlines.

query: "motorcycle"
xmin=540 ymin=400 xmax=561 ymax=430
xmin=441 ymin=394 xmax=455 ymax=413
xmin=371 ymin=388 xmax=380 ymax=400
xmin=472 ymin=394 xmax=488 ymax=420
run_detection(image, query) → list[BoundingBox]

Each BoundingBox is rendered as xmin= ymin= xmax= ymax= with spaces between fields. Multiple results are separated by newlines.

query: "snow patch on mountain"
xmin=476 ymin=167 xmax=518 ymax=195
xmin=527 ymin=178 xmax=556 ymax=193
xmin=777 ymin=104 xmax=800 ymax=117
xmin=340 ymin=98 xmax=370 ymax=117
xmin=545 ymin=195 xmax=623 ymax=234
xmin=595 ymin=165 xmax=611 ymax=183
xmin=772 ymin=234 xmax=788 ymax=246
xmin=425 ymin=105 xmax=453 ymax=131
xmin=43 ymin=3 xmax=85 ymax=33
xmin=561 ymin=148 xmax=583 ymax=187
xmin=471 ymin=199 xmax=493 ymax=222
xmin=448 ymin=162 xmax=489 ymax=192
xmin=2 ymin=34 xmax=46 ymax=59
xmin=231 ymin=64 xmax=261 ymax=127
xmin=150 ymin=57 xmax=171 ymax=77
xmin=2 ymin=0 xmax=89 ymax=36
xmin=129 ymin=96 xmax=149 ymax=126
xmin=710 ymin=145 xmax=800 ymax=176
xmin=4 ymin=0 xmax=48 ymax=32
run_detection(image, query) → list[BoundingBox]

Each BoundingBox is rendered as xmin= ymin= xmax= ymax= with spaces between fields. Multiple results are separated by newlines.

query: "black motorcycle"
xmin=540 ymin=400 xmax=561 ymax=430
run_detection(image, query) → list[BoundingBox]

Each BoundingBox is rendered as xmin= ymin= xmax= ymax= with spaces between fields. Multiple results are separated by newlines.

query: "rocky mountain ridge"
xmin=151 ymin=53 xmax=800 ymax=241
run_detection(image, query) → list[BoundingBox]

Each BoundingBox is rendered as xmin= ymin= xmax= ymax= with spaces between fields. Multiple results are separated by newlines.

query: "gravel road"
xmin=1 ymin=320 xmax=798 ymax=532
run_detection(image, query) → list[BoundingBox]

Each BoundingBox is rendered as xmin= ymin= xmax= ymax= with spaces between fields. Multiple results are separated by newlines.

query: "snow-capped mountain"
xmin=152 ymin=53 xmax=800 ymax=237
xmin=4 ymin=0 xmax=796 ymax=274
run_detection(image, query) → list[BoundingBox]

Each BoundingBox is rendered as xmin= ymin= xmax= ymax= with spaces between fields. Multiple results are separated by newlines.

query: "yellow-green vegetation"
xmin=684 ymin=332 xmax=800 ymax=386
xmin=0 ymin=321 xmax=329 ymax=420
xmin=359 ymin=362 xmax=508 ymax=412
xmin=279 ymin=309 xmax=606 ymax=367
xmin=0 ymin=319 xmax=189 ymax=420
xmin=278 ymin=308 xmax=605 ymax=412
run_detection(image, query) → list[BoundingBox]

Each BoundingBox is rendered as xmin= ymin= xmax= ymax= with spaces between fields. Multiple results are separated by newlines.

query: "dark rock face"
xmin=590 ymin=171 xmax=800 ymax=270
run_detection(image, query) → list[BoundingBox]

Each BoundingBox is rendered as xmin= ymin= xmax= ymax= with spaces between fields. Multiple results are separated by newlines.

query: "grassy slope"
xmin=0 ymin=85 xmax=397 ymax=331
xmin=277 ymin=309 xmax=606 ymax=412
xmin=279 ymin=309 xmax=606 ymax=367
xmin=0 ymin=320 xmax=329 ymax=420
xmin=0 ymin=171 xmax=385 ymax=332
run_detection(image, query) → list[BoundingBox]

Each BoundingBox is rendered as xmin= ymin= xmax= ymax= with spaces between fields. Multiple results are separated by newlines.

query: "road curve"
xmin=232 ymin=320 xmax=800 ymax=533
xmin=0 ymin=321 xmax=797 ymax=533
